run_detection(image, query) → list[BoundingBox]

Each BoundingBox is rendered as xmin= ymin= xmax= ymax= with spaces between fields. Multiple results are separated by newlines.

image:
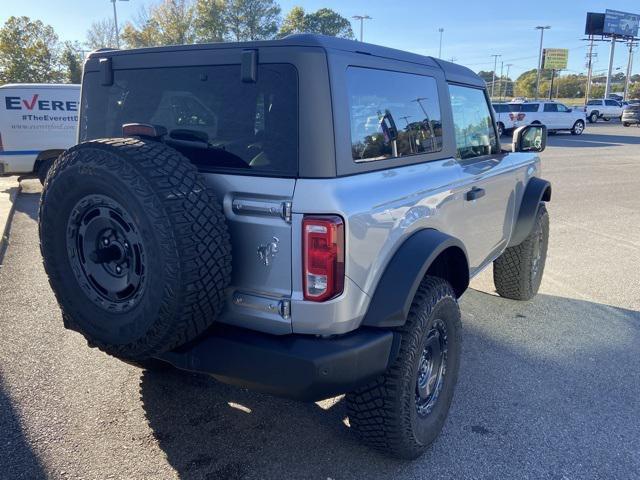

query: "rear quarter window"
xmin=80 ymin=64 xmax=298 ymax=177
xmin=346 ymin=67 xmax=443 ymax=163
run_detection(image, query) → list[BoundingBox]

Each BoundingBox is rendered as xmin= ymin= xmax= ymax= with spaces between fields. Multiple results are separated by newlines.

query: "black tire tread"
xmin=39 ymin=138 xmax=232 ymax=360
xmin=346 ymin=276 xmax=461 ymax=459
xmin=493 ymin=205 xmax=548 ymax=301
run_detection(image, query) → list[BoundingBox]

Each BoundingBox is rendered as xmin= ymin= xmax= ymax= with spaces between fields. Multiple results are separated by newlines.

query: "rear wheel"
xmin=571 ymin=120 xmax=585 ymax=135
xmin=39 ymin=138 xmax=232 ymax=361
xmin=36 ymin=158 xmax=55 ymax=185
xmin=623 ymin=122 xmax=630 ymax=127
xmin=346 ymin=276 xmax=462 ymax=459
xmin=497 ymin=122 xmax=505 ymax=137
xmin=493 ymin=205 xmax=549 ymax=301
xmin=588 ymin=112 xmax=598 ymax=123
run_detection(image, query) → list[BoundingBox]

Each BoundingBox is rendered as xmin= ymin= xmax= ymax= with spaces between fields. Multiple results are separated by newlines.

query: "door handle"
xmin=465 ymin=187 xmax=485 ymax=201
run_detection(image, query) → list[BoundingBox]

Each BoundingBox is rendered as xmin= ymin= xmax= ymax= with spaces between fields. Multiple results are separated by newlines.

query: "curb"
xmin=0 ymin=178 xmax=22 ymax=264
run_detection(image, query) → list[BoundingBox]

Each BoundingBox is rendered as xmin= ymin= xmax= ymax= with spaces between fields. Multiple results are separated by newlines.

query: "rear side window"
xmin=506 ymin=103 xmax=539 ymax=112
xmin=493 ymin=104 xmax=509 ymax=113
xmin=587 ymin=100 xmax=601 ymax=106
xmin=80 ymin=64 xmax=298 ymax=176
xmin=543 ymin=103 xmax=558 ymax=112
xmin=449 ymin=84 xmax=498 ymax=160
xmin=347 ymin=67 xmax=443 ymax=162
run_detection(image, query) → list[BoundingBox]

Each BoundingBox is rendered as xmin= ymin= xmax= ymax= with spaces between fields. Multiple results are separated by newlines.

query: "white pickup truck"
xmin=585 ymin=98 xmax=624 ymax=123
xmin=0 ymin=83 xmax=80 ymax=183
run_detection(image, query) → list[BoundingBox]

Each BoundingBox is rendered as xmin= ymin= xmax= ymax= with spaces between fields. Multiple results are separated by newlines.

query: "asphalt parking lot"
xmin=0 ymin=122 xmax=639 ymax=480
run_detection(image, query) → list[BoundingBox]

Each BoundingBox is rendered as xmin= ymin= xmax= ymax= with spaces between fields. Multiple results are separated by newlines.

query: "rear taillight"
xmin=302 ymin=215 xmax=345 ymax=302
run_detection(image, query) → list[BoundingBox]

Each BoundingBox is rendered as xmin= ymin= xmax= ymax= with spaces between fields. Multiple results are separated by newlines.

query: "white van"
xmin=0 ymin=83 xmax=80 ymax=183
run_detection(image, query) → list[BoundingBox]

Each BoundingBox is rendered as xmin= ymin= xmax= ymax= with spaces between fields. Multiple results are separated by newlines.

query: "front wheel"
xmin=346 ymin=276 xmax=462 ymax=459
xmin=493 ymin=205 xmax=549 ymax=301
xmin=571 ymin=120 xmax=585 ymax=135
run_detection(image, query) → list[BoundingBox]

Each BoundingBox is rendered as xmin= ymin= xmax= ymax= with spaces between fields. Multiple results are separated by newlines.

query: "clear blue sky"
xmin=2 ymin=0 xmax=639 ymax=79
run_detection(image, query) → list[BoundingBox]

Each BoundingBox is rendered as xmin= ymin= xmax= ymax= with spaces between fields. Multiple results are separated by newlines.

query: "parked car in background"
xmin=501 ymin=100 xmax=585 ymax=135
xmin=492 ymin=103 xmax=517 ymax=136
xmin=0 ymin=83 xmax=80 ymax=183
xmin=622 ymin=104 xmax=640 ymax=127
xmin=585 ymin=98 xmax=623 ymax=123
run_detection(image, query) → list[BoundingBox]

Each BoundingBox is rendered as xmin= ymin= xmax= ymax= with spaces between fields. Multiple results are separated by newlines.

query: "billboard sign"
xmin=603 ymin=9 xmax=639 ymax=37
xmin=543 ymin=49 xmax=568 ymax=70
xmin=585 ymin=12 xmax=605 ymax=36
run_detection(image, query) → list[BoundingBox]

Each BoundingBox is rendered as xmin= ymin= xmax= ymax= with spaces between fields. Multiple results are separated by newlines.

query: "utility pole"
xmin=110 ymin=0 xmax=129 ymax=48
xmin=438 ymin=28 xmax=444 ymax=58
xmin=584 ymin=36 xmax=595 ymax=105
xmin=624 ymin=40 xmax=637 ymax=101
xmin=505 ymin=63 xmax=513 ymax=99
xmin=352 ymin=15 xmax=372 ymax=42
xmin=490 ymin=54 xmax=501 ymax=99
xmin=604 ymin=35 xmax=617 ymax=98
xmin=498 ymin=60 xmax=504 ymax=101
xmin=535 ymin=26 xmax=551 ymax=100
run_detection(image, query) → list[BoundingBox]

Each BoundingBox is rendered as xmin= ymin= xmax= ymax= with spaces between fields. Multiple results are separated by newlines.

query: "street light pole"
xmin=110 ymin=0 xmax=129 ymax=48
xmin=490 ymin=54 xmax=501 ymax=99
xmin=438 ymin=28 xmax=444 ymax=58
xmin=352 ymin=15 xmax=372 ymax=42
xmin=535 ymin=25 xmax=551 ymax=100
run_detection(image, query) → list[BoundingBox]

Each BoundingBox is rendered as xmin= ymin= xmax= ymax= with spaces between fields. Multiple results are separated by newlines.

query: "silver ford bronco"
xmin=39 ymin=34 xmax=551 ymax=459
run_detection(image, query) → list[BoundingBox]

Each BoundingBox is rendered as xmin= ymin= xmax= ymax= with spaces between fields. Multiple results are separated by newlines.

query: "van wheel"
xmin=571 ymin=120 xmax=585 ymax=135
xmin=37 ymin=158 xmax=55 ymax=185
xmin=346 ymin=276 xmax=461 ymax=459
xmin=497 ymin=122 xmax=504 ymax=137
xmin=493 ymin=205 xmax=549 ymax=301
xmin=39 ymin=138 xmax=232 ymax=361
xmin=623 ymin=122 xmax=630 ymax=127
xmin=588 ymin=112 xmax=598 ymax=123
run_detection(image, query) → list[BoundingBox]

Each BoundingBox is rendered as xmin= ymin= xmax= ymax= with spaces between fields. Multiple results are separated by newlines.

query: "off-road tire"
xmin=39 ymin=138 xmax=232 ymax=361
xmin=493 ymin=205 xmax=549 ymax=300
xmin=346 ymin=276 xmax=462 ymax=459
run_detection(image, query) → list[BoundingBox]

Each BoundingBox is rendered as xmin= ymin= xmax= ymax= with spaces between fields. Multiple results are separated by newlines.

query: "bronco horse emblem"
xmin=257 ymin=236 xmax=280 ymax=266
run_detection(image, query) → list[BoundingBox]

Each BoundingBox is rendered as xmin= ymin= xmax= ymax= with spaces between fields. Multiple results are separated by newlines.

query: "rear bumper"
xmin=156 ymin=325 xmax=395 ymax=401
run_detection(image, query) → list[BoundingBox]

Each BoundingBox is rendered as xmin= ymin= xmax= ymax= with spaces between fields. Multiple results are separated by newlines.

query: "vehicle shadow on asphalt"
xmin=138 ymin=291 xmax=640 ymax=479
xmin=0 ymin=378 xmax=48 ymax=479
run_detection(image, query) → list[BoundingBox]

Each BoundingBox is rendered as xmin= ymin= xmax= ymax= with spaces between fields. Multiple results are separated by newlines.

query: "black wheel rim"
xmin=415 ymin=319 xmax=448 ymax=417
xmin=66 ymin=194 xmax=146 ymax=312
xmin=531 ymin=224 xmax=544 ymax=282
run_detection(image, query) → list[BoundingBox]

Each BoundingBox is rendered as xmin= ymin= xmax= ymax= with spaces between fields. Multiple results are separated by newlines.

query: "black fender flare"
xmin=508 ymin=177 xmax=551 ymax=247
xmin=361 ymin=229 xmax=469 ymax=328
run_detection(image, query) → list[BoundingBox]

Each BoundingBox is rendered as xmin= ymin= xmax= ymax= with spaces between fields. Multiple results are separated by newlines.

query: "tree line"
xmin=0 ymin=0 xmax=353 ymax=84
xmin=478 ymin=69 xmax=640 ymax=100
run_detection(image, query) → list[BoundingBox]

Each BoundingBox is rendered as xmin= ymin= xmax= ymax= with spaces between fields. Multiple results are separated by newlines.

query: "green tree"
xmin=60 ymin=41 xmax=84 ymax=83
xmin=278 ymin=7 xmax=353 ymax=38
xmin=476 ymin=70 xmax=495 ymax=84
xmin=194 ymin=0 xmax=227 ymax=42
xmin=122 ymin=0 xmax=196 ymax=48
xmin=304 ymin=8 xmax=353 ymax=38
xmin=226 ymin=0 xmax=281 ymax=41
xmin=278 ymin=6 xmax=305 ymax=37
xmin=514 ymin=69 xmax=539 ymax=98
xmin=628 ymin=82 xmax=640 ymax=99
xmin=86 ymin=18 xmax=117 ymax=50
xmin=0 ymin=16 xmax=62 ymax=83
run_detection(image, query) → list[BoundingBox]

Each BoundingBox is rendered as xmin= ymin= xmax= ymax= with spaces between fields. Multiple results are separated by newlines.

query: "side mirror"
xmin=512 ymin=124 xmax=547 ymax=153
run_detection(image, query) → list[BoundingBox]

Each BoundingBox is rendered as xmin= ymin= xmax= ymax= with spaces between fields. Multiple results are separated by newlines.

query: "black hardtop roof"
xmin=88 ymin=33 xmax=484 ymax=87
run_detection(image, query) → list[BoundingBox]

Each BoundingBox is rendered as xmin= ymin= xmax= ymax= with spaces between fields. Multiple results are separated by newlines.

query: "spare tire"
xmin=39 ymin=138 xmax=232 ymax=361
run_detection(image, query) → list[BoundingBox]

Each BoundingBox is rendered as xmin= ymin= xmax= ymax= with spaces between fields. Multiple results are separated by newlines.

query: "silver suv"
xmin=39 ymin=35 xmax=551 ymax=459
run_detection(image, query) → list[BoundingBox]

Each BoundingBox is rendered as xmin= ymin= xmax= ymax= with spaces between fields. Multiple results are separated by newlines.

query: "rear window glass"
xmin=80 ymin=64 xmax=298 ymax=176
xmin=347 ymin=67 xmax=443 ymax=162
xmin=507 ymin=103 xmax=539 ymax=112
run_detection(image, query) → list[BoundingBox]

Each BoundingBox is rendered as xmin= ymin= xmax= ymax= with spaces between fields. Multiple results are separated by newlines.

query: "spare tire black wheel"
xmin=39 ymin=138 xmax=232 ymax=361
